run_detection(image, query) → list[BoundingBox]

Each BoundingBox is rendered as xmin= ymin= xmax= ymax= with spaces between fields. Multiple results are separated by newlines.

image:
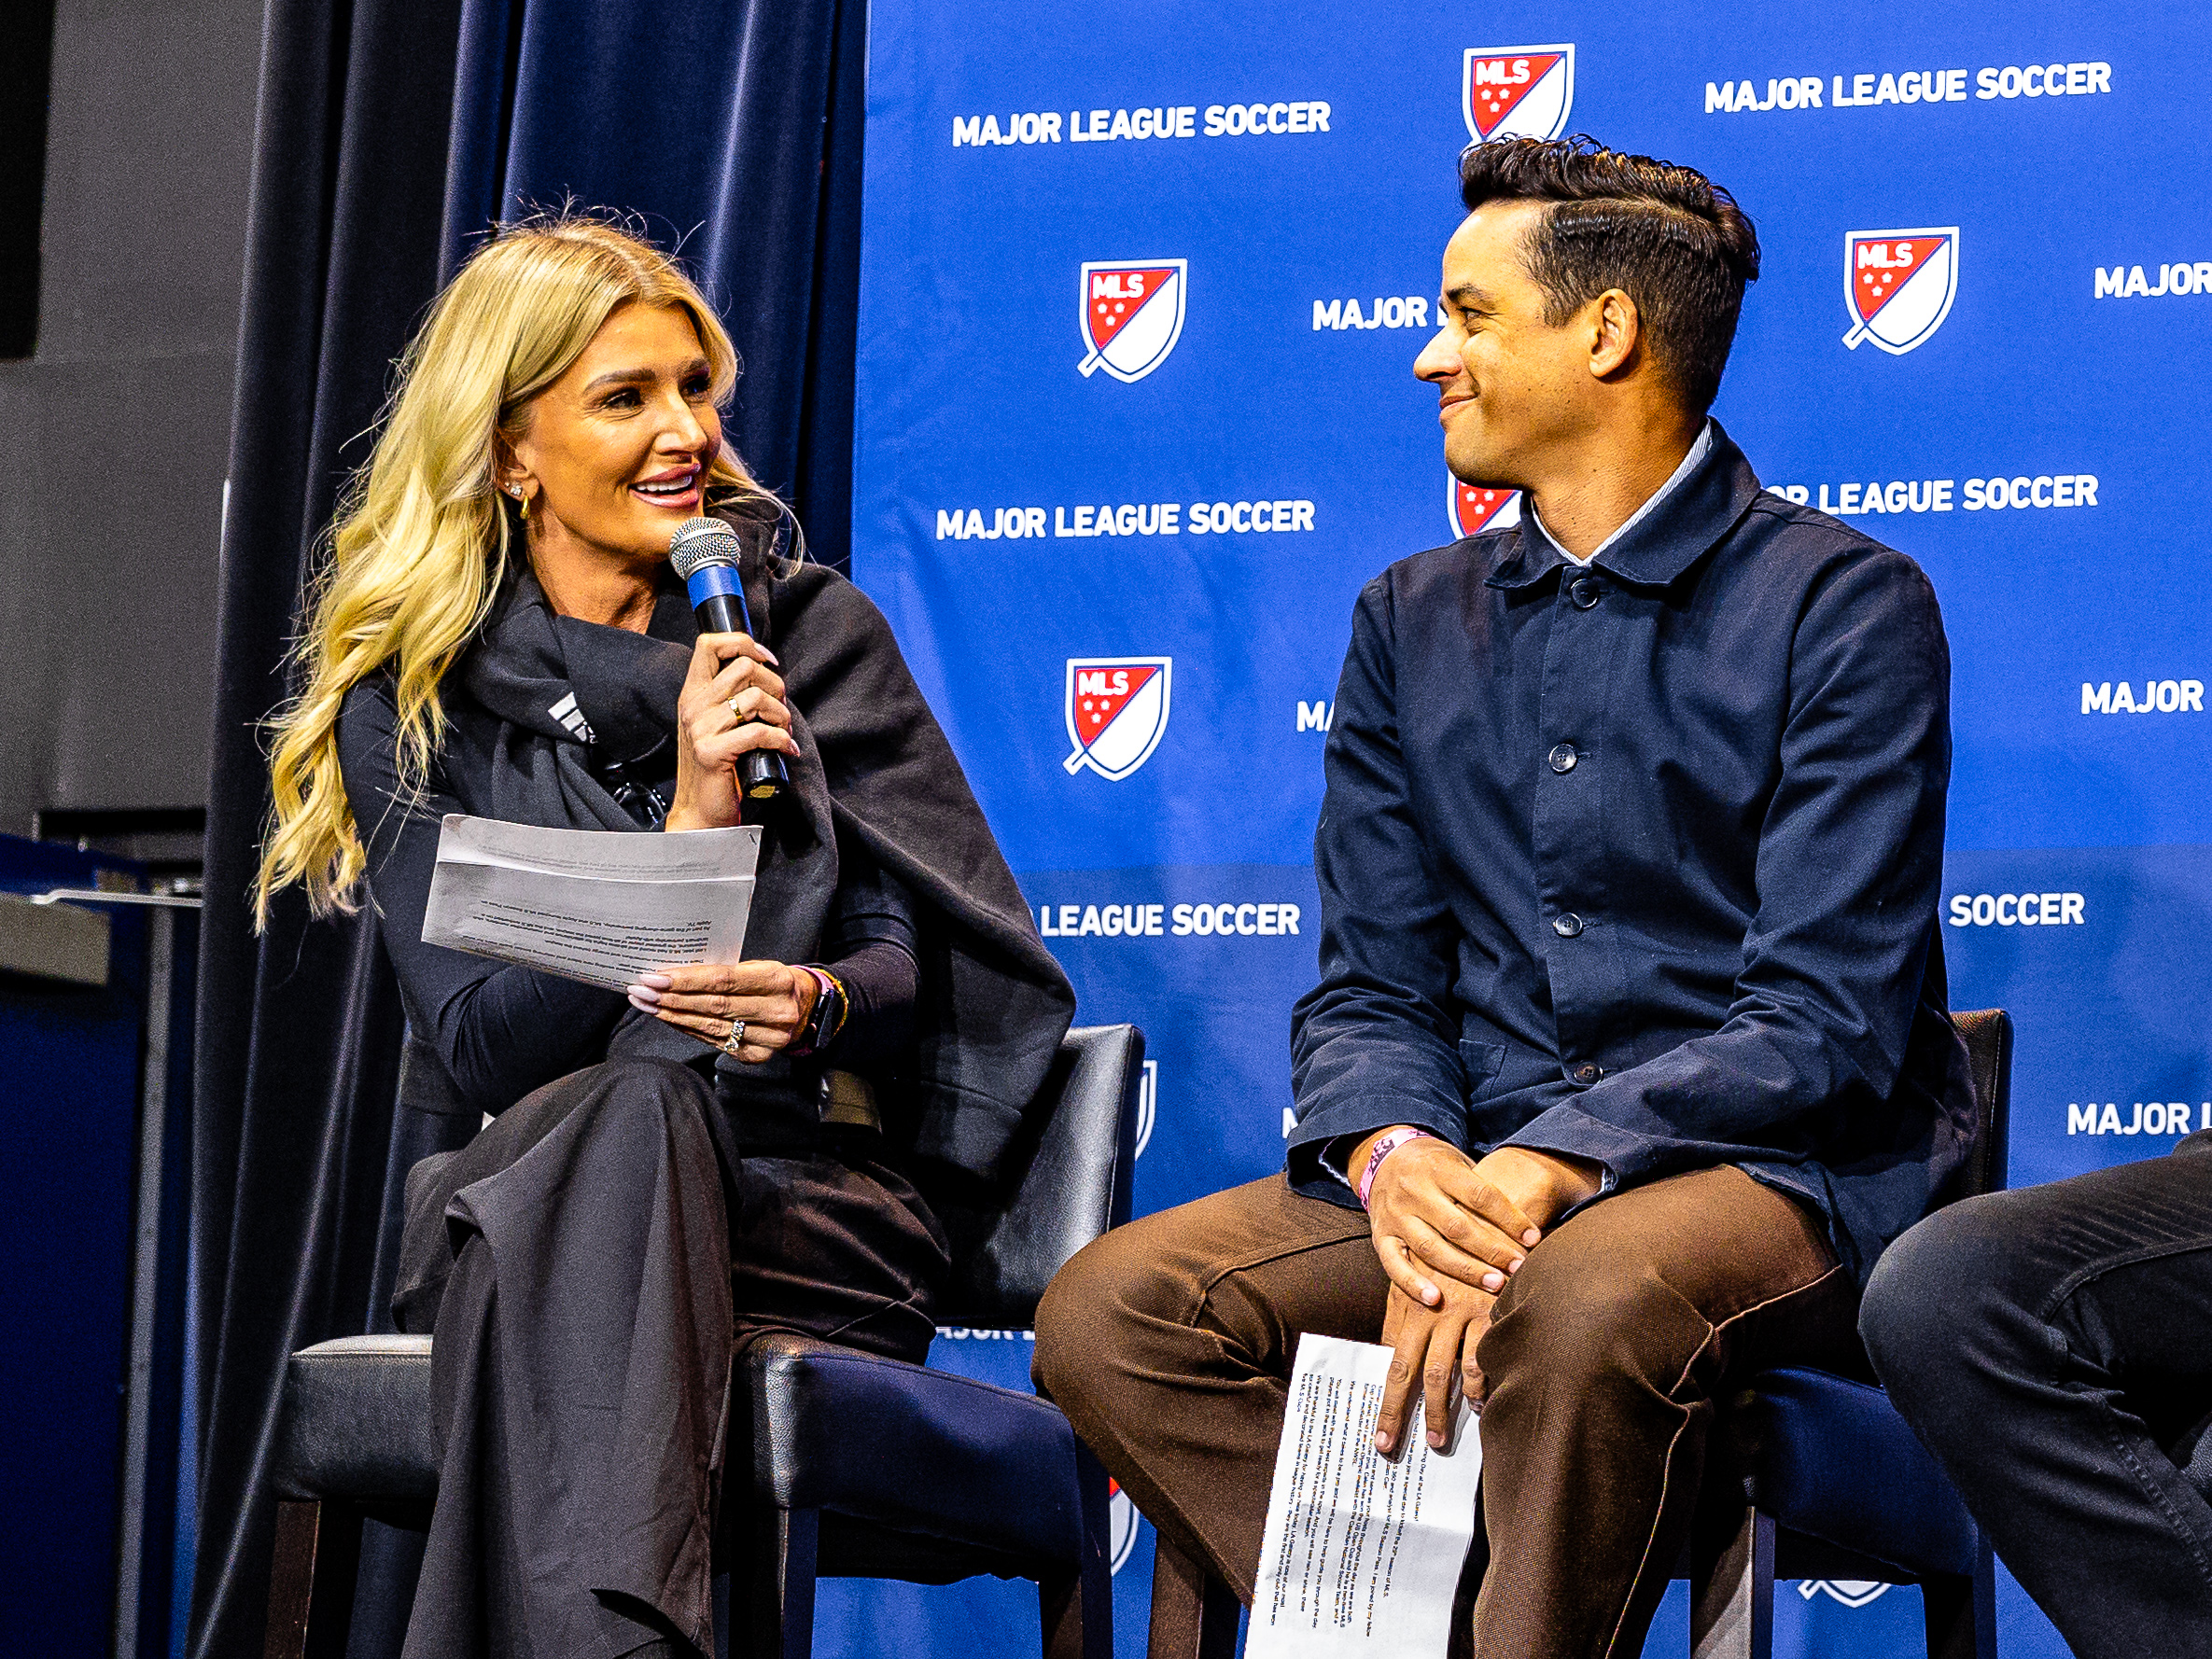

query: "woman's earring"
xmin=506 ymin=482 xmax=530 ymax=521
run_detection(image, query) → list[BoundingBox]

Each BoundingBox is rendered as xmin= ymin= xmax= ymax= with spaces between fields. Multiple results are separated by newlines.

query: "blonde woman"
xmin=259 ymin=216 xmax=1071 ymax=1657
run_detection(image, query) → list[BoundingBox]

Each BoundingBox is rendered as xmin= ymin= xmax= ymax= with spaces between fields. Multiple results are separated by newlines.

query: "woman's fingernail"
xmin=638 ymin=973 xmax=673 ymax=989
xmin=1522 ymin=1229 xmax=1542 ymax=1247
xmin=1428 ymin=1429 xmax=1445 ymax=1448
xmin=626 ymin=984 xmax=661 ymax=1004
xmin=1374 ymin=1430 xmax=1391 ymax=1452
xmin=1421 ymin=1283 xmax=1441 ymax=1305
xmin=1481 ymin=1270 xmax=1504 ymax=1291
xmin=1507 ymin=1257 xmax=1523 ymax=1274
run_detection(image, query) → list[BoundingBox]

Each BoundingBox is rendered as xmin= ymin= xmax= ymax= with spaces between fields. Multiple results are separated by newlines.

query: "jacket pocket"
xmin=1458 ymin=1039 xmax=1506 ymax=1102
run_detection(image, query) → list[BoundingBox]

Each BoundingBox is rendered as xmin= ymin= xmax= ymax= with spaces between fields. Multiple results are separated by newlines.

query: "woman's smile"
xmin=630 ymin=461 xmax=704 ymax=511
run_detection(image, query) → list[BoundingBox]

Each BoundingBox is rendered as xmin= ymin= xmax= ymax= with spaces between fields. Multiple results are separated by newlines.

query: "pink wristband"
xmin=1357 ymin=1127 xmax=1432 ymax=1210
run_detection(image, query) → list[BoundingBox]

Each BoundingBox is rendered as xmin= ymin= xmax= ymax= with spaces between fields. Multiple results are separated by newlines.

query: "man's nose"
xmin=1412 ymin=328 xmax=1459 ymax=383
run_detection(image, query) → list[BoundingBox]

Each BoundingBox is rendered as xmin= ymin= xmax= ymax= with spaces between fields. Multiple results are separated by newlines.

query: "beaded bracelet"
xmin=1356 ymin=1127 xmax=1433 ymax=1210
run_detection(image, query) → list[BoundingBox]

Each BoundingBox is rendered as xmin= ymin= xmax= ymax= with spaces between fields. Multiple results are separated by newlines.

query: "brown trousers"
xmin=1033 ymin=1166 xmax=1860 ymax=1659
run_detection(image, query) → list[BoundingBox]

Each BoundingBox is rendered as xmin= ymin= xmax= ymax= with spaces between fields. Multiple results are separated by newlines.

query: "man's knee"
xmin=1033 ymin=1220 xmax=1177 ymax=1408
xmin=1862 ymin=1194 xmax=2033 ymax=1390
xmin=1486 ymin=1231 xmax=1701 ymax=1390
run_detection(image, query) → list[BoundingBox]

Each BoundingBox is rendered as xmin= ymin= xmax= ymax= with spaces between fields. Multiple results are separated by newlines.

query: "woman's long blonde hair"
xmin=257 ymin=214 xmax=774 ymax=924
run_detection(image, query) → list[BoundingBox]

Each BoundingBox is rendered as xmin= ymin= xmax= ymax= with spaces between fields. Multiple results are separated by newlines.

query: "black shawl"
xmin=404 ymin=526 xmax=1073 ymax=1183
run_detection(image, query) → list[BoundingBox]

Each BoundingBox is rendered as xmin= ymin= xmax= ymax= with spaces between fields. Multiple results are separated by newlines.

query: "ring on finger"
xmin=721 ymin=1018 xmax=746 ymax=1056
xmin=725 ymin=695 xmax=746 ymax=719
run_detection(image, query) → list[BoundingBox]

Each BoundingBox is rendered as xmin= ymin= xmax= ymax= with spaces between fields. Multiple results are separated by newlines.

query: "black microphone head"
xmin=669 ymin=515 xmax=744 ymax=579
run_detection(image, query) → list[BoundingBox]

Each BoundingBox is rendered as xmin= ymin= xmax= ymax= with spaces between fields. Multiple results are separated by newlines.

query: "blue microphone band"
xmin=683 ymin=561 xmax=746 ymax=616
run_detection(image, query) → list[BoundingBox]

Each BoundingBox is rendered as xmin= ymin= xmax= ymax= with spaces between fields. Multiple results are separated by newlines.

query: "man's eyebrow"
xmin=581 ymin=358 xmax=709 ymax=393
xmin=1443 ymin=284 xmax=1492 ymax=309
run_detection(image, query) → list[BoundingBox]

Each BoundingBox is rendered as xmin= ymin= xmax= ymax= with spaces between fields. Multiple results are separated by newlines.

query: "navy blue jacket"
xmin=1287 ymin=425 xmax=1974 ymax=1284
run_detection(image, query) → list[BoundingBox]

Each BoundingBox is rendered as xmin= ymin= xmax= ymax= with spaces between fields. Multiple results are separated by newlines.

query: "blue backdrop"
xmin=831 ymin=4 xmax=2212 ymax=1654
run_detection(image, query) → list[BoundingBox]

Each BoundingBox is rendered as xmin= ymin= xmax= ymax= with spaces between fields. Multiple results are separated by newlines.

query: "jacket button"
xmin=1548 ymin=743 xmax=1577 ymax=774
xmin=1553 ymin=913 xmax=1584 ymax=938
xmin=1574 ymin=1063 xmax=1601 ymax=1084
xmin=1570 ymin=577 xmax=1602 ymax=608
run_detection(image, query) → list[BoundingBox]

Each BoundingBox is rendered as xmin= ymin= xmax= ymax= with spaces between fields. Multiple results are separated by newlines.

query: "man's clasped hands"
xmin=1354 ymin=1131 xmax=1606 ymax=1457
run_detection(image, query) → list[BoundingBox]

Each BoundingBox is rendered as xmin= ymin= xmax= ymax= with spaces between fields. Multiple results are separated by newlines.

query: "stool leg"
xmin=1042 ymin=1443 xmax=1114 ymax=1659
xmin=746 ymin=1505 xmax=818 ymax=1659
xmin=263 ymin=1499 xmax=362 ymax=1659
xmin=1923 ymin=1538 xmax=1997 ymax=1659
xmin=1689 ymin=1505 xmax=1774 ymax=1659
xmin=1147 ymin=1532 xmax=1239 ymax=1659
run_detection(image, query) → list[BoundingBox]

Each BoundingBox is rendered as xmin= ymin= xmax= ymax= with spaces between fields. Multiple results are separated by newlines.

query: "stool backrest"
xmin=932 ymin=1024 xmax=1142 ymax=1329
xmin=1943 ymin=1008 xmax=2012 ymax=1206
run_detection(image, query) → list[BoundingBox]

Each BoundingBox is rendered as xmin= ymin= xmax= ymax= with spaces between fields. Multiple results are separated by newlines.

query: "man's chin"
xmin=1443 ymin=433 xmax=1510 ymax=491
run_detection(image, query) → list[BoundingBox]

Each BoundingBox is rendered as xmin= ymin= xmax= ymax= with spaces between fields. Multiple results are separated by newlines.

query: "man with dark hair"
xmin=1035 ymin=136 xmax=1971 ymax=1659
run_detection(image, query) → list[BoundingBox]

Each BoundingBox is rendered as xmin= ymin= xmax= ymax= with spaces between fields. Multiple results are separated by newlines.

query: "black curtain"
xmin=190 ymin=2 xmax=867 ymax=1653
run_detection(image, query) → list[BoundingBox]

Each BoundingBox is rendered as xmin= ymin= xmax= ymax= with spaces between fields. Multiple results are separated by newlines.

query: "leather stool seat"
xmin=272 ymin=1334 xmax=436 ymax=1507
xmin=1743 ymin=1366 xmax=1978 ymax=1580
xmin=747 ymin=1331 xmax=1087 ymax=1583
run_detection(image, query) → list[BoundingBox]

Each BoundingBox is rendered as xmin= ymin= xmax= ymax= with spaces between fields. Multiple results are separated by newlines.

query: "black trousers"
xmin=391 ymin=1057 xmax=948 ymax=1659
xmin=1861 ymin=1133 xmax=2212 ymax=1659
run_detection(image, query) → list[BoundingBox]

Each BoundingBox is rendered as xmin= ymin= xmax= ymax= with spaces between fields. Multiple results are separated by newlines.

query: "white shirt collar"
xmin=1528 ymin=420 xmax=1715 ymax=567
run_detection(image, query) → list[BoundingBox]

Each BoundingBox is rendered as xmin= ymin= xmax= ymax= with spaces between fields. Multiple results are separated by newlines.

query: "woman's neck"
xmin=525 ymin=526 xmax=661 ymax=632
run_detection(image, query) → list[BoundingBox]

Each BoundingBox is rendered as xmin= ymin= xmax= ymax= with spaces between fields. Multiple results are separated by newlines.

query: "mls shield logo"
xmin=1079 ymin=260 xmax=1187 ymax=382
xmin=1842 ymin=228 xmax=1959 ymax=355
xmin=1463 ymin=47 xmax=1575 ymax=142
xmin=1452 ymin=480 xmax=1523 ymax=538
xmin=1108 ymin=1480 xmax=1141 ymax=1573
xmin=1064 ymin=657 xmax=1172 ymax=780
xmin=1799 ymin=1579 xmax=1891 ymax=1609
xmin=1134 ymin=1059 xmax=1158 ymax=1158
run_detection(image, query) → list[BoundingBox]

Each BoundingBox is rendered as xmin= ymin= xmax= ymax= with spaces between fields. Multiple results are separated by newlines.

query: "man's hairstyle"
xmin=1458 ymin=135 xmax=1759 ymax=413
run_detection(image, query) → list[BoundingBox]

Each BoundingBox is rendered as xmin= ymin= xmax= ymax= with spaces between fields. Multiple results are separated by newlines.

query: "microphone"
xmin=669 ymin=515 xmax=790 ymax=802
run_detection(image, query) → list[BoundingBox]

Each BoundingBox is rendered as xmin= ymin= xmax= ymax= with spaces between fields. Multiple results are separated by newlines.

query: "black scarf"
xmin=427 ymin=531 xmax=1074 ymax=1183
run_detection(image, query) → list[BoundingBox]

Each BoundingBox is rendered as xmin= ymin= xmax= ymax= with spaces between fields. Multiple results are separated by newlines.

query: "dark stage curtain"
xmin=189 ymin=2 xmax=868 ymax=1653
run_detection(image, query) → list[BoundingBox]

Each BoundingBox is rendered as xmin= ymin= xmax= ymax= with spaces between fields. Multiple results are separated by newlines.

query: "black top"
xmin=338 ymin=672 xmax=919 ymax=1118
xmin=1287 ymin=423 xmax=1975 ymax=1284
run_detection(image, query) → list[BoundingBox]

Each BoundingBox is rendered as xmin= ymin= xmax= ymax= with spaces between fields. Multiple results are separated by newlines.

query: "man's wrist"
xmin=1477 ymin=1146 xmax=1604 ymax=1228
xmin=1354 ymin=1124 xmax=1432 ymax=1209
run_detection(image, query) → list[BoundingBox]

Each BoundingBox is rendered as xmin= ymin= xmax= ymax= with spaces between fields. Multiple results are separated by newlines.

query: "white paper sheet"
xmin=1246 ymin=1334 xmax=1482 ymax=1659
xmin=422 ymin=814 xmax=761 ymax=991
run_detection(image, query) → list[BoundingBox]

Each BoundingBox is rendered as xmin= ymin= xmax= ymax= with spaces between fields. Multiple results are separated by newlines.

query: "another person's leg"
xmin=1471 ymin=1165 xmax=1860 ymax=1659
xmin=1033 ymin=1178 xmax=1384 ymax=1600
xmin=1860 ymin=1137 xmax=2212 ymax=1659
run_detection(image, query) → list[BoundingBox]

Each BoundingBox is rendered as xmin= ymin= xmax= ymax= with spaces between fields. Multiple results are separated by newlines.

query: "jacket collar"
xmin=1484 ymin=420 xmax=1764 ymax=592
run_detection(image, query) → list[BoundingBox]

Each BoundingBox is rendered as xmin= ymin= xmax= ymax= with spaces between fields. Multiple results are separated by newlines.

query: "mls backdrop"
xmin=821 ymin=5 xmax=2212 ymax=1656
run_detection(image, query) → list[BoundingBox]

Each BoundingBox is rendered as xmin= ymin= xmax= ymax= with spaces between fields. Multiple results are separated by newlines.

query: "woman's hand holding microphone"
xmin=637 ymin=630 xmax=816 ymax=1062
xmin=664 ymin=630 xmax=800 ymax=834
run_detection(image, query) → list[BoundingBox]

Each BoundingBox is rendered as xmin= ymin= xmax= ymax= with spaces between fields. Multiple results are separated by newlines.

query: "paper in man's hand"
xmin=423 ymin=814 xmax=761 ymax=991
xmin=1245 ymin=1334 xmax=1482 ymax=1658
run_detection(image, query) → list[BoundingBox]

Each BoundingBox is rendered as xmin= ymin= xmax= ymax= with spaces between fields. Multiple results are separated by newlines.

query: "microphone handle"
xmin=693 ymin=592 xmax=791 ymax=801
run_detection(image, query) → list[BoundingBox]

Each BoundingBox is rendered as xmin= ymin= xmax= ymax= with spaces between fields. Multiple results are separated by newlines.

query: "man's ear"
xmin=1588 ymin=289 xmax=1642 ymax=380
